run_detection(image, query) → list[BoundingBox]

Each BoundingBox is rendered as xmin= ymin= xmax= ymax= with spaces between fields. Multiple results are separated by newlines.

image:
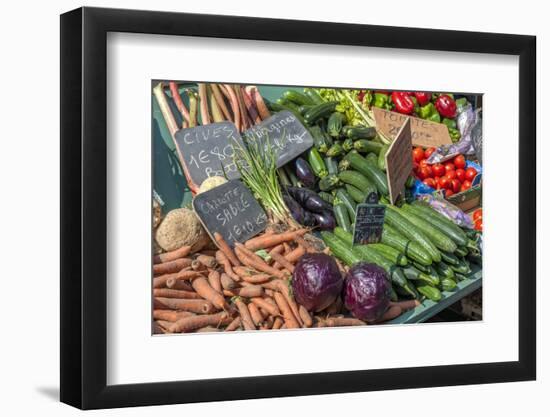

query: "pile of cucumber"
xmin=268 ymin=88 xmax=481 ymax=304
xmin=321 ymin=201 xmax=481 ymax=302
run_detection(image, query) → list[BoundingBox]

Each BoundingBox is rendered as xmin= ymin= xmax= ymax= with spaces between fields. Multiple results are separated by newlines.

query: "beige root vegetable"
xmin=155 ymin=208 xmax=210 ymax=252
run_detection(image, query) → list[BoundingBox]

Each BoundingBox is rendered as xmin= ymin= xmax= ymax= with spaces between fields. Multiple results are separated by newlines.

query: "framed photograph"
xmin=60 ymin=6 xmax=536 ymax=410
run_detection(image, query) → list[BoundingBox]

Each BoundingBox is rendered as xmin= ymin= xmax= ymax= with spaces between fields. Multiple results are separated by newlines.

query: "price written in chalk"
xmin=174 ymin=121 xmax=245 ymax=187
xmin=192 ymin=180 xmax=268 ymax=247
xmin=244 ymin=111 xmax=314 ymax=167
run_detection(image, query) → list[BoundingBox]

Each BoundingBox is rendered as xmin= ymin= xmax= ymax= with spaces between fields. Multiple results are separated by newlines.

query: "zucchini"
xmin=344 ymin=151 xmax=389 ymax=195
xmin=407 ymin=203 xmax=469 ymax=247
xmin=327 ymin=112 xmax=346 ymax=137
xmin=345 ymin=126 xmax=377 ymax=140
xmin=435 ymin=261 xmax=455 ymax=280
xmin=416 ymin=284 xmax=442 ymax=302
xmin=381 ymin=224 xmax=433 ymax=266
xmin=303 ymin=88 xmax=324 ymax=105
xmin=378 ymin=144 xmax=389 ymax=171
xmin=455 ymin=246 xmax=469 ymax=257
xmin=326 ymin=142 xmax=345 ymax=157
xmin=307 ymin=148 xmax=328 ymax=178
xmin=320 ymin=231 xmax=361 ymax=266
xmin=318 ymin=191 xmax=334 ymax=205
xmin=298 ymin=104 xmax=314 ymax=115
xmin=401 ymin=265 xmax=439 ymax=286
xmin=440 ymin=251 xmax=460 ymax=266
xmin=398 ymin=207 xmax=458 ymax=253
xmin=283 ymin=90 xmax=314 ymax=106
xmin=333 ymin=203 xmax=352 ymax=233
xmin=334 ymin=228 xmax=417 ymax=297
xmin=384 ymin=206 xmax=442 ymax=262
xmin=345 ymin=184 xmax=367 ymax=203
xmin=338 ymin=158 xmax=351 ymax=171
xmin=304 ymin=101 xmax=338 ymax=124
xmin=342 ymin=138 xmax=355 ymax=152
xmin=324 ymin=156 xmax=339 ymax=175
xmin=276 ymin=97 xmax=301 ymax=114
xmin=369 ymin=243 xmax=408 ymax=266
xmin=309 ymin=125 xmax=331 ymax=153
xmin=365 ymin=152 xmax=378 ymax=166
xmin=354 ymin=139 xmax=384 ymax=154
xmin=439 ymin=277 xmax=457 ymax=292
xmin=267 ymin=101 xmax=308 ymax=126
xmin=338 ymin=170 xmax=375 ymax=192
xmin=319 ymin=174 xmax=341 ymax=191
xmin=335 ymin=188 xmax=357 ymax=220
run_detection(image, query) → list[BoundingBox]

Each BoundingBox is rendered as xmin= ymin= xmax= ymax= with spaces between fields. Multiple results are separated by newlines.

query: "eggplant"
xmin=312 ymin=211 xmax=336 ymax=230
xmin=286 ymin=187 xmax=332 ymax=213
xmin=303 ymin=211 xmax=317 ymax=227
xmin=294 ymin=158 xmax=316 ymax=188
xmin=283 ymin=195 xmax=305 ymax=224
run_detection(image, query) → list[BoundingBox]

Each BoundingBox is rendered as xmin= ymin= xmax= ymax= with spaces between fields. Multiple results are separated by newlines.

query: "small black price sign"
xmin=353 ymin=193 xmax=386 ymax=245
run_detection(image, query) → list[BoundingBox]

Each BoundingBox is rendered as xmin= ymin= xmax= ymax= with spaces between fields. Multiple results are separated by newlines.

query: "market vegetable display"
xmin=152 ymin=82 xmax=483 ymax=332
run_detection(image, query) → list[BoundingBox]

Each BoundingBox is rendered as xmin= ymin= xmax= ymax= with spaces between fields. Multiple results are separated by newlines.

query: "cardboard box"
xmin=447 ymin=184 xmax=482 ymax=212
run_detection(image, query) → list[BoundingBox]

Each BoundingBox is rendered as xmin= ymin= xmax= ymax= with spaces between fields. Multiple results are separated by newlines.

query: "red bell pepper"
xmin=391 ymin=91 xmax=415 ymax=115
xmin=414 ymin=92 xmax=432 ymax=106
xmin=435 ymin=94 xmax=457 ymax=118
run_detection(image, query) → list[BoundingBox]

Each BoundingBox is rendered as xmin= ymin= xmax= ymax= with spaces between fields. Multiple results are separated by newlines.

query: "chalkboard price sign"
xmin=174 ymin=121 xmax=244 ymax=188
xmin=244 ymin=111 xmax=314 ymax=167
xmin=353 ymin=202 xmax=386 ymax=245
xmin=192 ymin=180 xmax=268 ymax=247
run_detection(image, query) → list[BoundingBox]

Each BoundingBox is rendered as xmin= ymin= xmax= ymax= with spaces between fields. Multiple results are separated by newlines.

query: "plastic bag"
xmin=415 ymin=193 xmax=474 ymax=229
xmin=426 ymin=100 xmax=482 ymax=164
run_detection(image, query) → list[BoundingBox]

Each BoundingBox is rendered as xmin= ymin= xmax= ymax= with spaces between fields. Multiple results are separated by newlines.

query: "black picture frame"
xmin=60 ymin=6 xmax=536 ymax=410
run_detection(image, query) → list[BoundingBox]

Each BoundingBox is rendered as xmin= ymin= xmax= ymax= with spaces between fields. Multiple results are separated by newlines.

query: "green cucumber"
xmin=283 ymin=90 xmax=314 ymax=106
xmin=399 ymin=206 xmax=457 ymax=253
xmin=345 ymin=126 xmax=377 ymax=140
xmin=333 ymin=203 xmax=352 ymax=233
xmin=454 ymin=272 xmax=468 ymax=281
xmin=416 ymin=284 xmax=442 ymax=302
xmin=319 ymin=174 xmax=341 ymax=191
xmin=378 ymin=144 xmax=389 ymax=171
xmin=318 ymin=191 xmax=334 ymax=205
xmin=384 ymin=206 xmax=442 ymax=262
xmin=407 ymin=203 xmax=469 ymax=247
xmin=435 ymin=261 xmax=455 ymax=280
xmin=440 ymin=277 xmax=457 ymax=292
xmin=365 ymin=152 xmax=378 ymax=166
xmin=334 ymin=228 xmax=416 ymax=297
xmin=327 ymin=112 xmax=346 ymax=137
xmin=440 ymin=251 xmax=460 ymax=266
xmin=344 ymin=151 xmax=389 ymax=195
xmin=451 ymin=258 xmax=472 ymax=274
xmin=307 ymin=148 xmax=328 ymax=178
xmin=304 ymin=101 xmax=338 ymax=124
xmin=320 ymin=231 xmax=361 ymax=266
xmin=381 ymin=224 xmax=433 ymax=266
xmin=455 ymin=246 xmax=469 ymax=257
xmin=303 ymin=88 xmax=324 ymax=105
xmin=401 ymin=265 xmax=439 ymax=286
xmin=369 ymin=243 xmax=408 ymax=266
xmin=389 ymin=286 xmax=399 ymax=302
xmin=345 ymin=184 xmax=368 ymax=203
xmin=353 ymin=139 xmax=383 ymax=154
xmin=335 ymin=188 xmax=357 ymax=220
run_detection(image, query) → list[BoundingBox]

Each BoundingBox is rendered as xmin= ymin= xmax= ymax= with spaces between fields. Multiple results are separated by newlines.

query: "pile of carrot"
xmin=153 ymin=228 xmax=418 ymax=334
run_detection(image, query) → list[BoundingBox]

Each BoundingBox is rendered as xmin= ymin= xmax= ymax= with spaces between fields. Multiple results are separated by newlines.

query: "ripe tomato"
xmin=455 ymin=168 xmax=466 ymax=182
xmin=432 ymin=163 xmax=445 ymax=177
xmin=444 ymin=161 xmax=455 ymax=172
xmin=451 ymin=179 xmax=461 ymax=193
xmin=412 ymin=147 xmax=425 ymax=163
xmin=412 ymin=162 xmax=419 ymax=173
xmin=460 ymin=180 xmax=472 ymax=192
xmin=453 ymin=154 xmax=466 ymax=169
xmin=445 ymin=189 xmax=455 ymax=198
xmin=446 ymin=170 xmax=456 ymax=180
xmin=474 ymin=219 xmax=483 ymax=231
xmin=473 ymin=208 xmax=483 ymax=221
xmin=419 ymin=159 xmax=430 ymax=168
xmin=438 ymin=176 xmax=451 ymax=190
xmin=465 ymin=167 xmax=477 ymax=181
xmin=424 ymin=147 xmax=436 ymax=159
xmin=423 ymin=178 xmax=436 ymax=188
xmin=418 ymin=166 xmax=432 ymax=180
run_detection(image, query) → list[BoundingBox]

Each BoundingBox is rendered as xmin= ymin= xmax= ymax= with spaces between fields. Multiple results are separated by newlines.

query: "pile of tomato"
xmin=472 ymin=208 xmax=483 ymax=231
xmin=412 ymin=147 xmax=478 ymax=198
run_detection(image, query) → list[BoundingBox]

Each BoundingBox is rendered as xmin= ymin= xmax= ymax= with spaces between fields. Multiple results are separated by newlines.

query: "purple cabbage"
xmin=292 ymin=253 xmax=343 ymax=312
xmin=344 ymin=263 xmax=391 ymax=322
